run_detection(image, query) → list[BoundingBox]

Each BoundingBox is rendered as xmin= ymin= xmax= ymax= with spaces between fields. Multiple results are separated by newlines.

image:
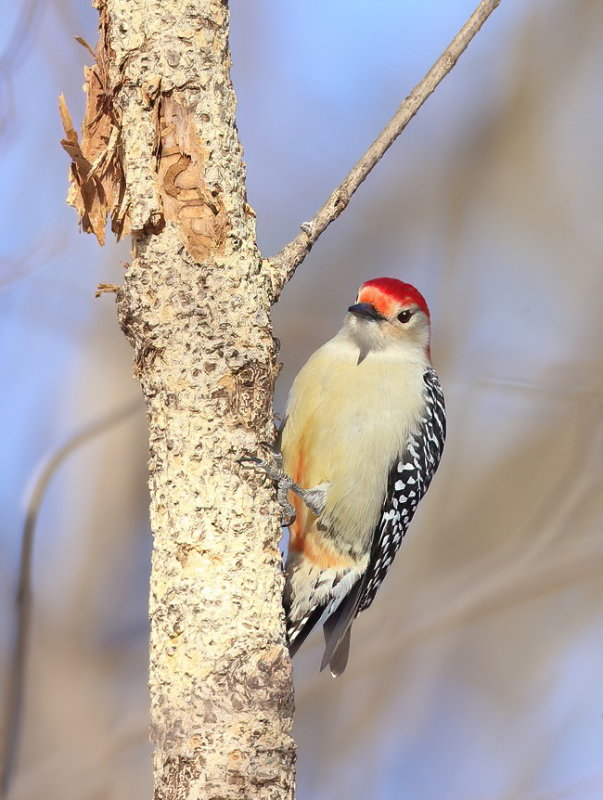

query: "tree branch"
xmin=268 ymin=0 xmax=501 ymax=295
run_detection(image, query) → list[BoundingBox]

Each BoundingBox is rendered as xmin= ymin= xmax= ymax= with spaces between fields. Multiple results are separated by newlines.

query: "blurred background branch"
xmin=1 ymin=401 xmax=139 ymax=799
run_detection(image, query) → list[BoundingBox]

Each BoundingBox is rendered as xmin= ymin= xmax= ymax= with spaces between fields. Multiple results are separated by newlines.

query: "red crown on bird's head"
xmin=357 ymin=278 xmax=430 ymax=319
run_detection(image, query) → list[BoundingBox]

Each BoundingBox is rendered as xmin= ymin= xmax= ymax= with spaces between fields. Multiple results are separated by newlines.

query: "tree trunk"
xmin=63 ymin=0 xmax=296 ymax=797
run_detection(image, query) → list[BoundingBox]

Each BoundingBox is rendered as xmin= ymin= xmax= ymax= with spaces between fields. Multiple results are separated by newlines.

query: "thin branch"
xmin=0 ymin=400 xmax=141 ymax=800
xmin=268 ymin=0 xmax=502 ymax=294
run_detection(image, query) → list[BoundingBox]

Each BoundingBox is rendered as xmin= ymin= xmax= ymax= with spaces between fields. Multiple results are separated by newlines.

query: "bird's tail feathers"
xmin=319 ymin=578 xmax=364 ymax=676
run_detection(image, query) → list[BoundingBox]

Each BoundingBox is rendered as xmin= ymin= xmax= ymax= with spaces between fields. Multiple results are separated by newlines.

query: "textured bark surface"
xmin=66 ymin=0 xmax=296 ymax=797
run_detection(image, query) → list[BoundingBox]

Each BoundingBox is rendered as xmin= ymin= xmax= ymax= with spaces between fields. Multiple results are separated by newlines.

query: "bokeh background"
xmin=2 ymin=1 xmax=602 ymax=798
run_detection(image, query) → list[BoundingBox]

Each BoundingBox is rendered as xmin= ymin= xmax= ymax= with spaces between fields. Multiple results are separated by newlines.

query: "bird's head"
xmin=344 ymin=277 xmax=431 ymax=363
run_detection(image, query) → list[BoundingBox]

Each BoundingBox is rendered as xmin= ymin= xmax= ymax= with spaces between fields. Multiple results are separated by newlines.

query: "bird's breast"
xmin=282 ymin=338 xmax=428 ymax=555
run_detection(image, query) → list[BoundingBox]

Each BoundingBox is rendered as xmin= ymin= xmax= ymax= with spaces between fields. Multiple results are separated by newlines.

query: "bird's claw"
xmin=242 ymin=451 xmax=297 ymax=527
xmin=246 ymin=453 xmax=286 ymax=485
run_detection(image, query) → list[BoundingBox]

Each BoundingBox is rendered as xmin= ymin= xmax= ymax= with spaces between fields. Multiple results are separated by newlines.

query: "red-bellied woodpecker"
xmin=257 ymin=277 xmax=445 ymax=676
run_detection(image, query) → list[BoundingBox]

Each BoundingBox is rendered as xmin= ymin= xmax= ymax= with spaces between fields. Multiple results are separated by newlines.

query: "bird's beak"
xmin=347 ymin=302 xmax=385 ymax=321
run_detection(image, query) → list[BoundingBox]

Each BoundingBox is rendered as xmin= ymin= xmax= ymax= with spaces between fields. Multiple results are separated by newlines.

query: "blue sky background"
xmin=1 ymin=2 xmax=602 ymax=798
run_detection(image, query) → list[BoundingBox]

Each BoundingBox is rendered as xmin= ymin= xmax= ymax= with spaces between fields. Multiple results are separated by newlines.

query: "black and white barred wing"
xmin=358 ymin=368 xmax=446 ymax=612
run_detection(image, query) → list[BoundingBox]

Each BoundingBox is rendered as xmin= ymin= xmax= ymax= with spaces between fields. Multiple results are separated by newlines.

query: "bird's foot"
xmin=294 ymin=484 xmax=328 ymax=518
xmin=242 ymin=448 xmax=297 ymax=526
xmin=242 ymin=445 xmax=328 ymax=523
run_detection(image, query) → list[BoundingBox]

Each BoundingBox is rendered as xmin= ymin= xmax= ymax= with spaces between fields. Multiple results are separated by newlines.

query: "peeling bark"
xmin=63 ymin=0 xmax=295 ymax=797
xmin=59 ymin=7 xmax=130 ymax=243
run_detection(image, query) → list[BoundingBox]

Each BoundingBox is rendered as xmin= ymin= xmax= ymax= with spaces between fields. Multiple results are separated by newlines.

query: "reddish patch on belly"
xmin=287 ymin=443 xmax=351 ymax=570
xmin=288 ymin=446 xmax=306 ymax=552
xmin=302 ymin=530 xmax=355 ymax=570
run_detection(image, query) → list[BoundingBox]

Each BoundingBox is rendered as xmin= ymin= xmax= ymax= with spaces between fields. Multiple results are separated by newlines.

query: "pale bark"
xmin=63 ymin=0 xmax=296 ymax=797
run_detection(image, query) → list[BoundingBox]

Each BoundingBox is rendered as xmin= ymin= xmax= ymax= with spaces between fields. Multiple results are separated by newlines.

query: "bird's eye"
xmin=397 ymin=310 xmax=413 ymax=323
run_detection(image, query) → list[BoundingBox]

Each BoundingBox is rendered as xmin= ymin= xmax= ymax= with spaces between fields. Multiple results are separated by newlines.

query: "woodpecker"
xmin=258 ymin=277 xmax=445 ymax=676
